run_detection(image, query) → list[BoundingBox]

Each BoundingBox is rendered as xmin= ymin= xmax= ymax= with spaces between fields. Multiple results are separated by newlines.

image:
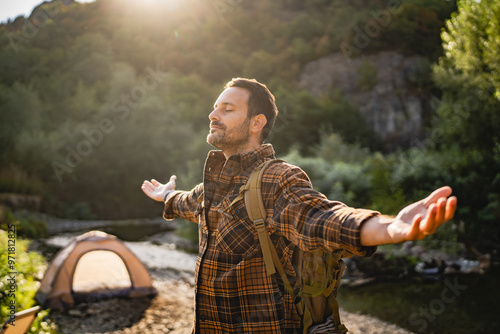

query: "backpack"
xmin=229 ymin=159 xmax=349 ymax=334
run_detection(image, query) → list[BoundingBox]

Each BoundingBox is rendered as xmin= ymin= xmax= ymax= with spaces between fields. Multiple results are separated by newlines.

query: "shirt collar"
xmin=237 ymin=144 xmax=275 ymax=169
xmin=207 ymin=144 xmax=276 ymax=171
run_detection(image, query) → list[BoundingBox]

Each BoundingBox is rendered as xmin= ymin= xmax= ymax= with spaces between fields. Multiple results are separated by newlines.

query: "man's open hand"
xmin=361 ymin=186 xmax=458 ymax=246
xmin=141 ymin=175 xmax=177 ymax=202
xmin=389 ymin=186 xmax=458 ymax=243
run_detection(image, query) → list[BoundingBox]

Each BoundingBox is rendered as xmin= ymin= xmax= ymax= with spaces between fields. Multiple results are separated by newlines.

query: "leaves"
xmin=0 ymin=0 xmax=484 ymax=227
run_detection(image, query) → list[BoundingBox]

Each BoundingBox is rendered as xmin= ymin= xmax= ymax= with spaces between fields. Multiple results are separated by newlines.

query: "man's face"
xmin=207 ymin=87 xmax=251 ymax=151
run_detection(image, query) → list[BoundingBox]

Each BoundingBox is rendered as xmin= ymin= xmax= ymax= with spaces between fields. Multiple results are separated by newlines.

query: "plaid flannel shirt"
xmin=163 ymin=144 xmax=379 ymax=333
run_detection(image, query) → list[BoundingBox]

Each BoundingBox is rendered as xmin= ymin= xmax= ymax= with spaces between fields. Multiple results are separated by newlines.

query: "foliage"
xmin=377 ymin=0 xmax=454 ymax=59
xmin=337 ymin=0 xmax=456 ymax=59
xmin=0 ymin=0 xmax=492 ymax=258
xmin=368 ymin=154 xmax=409 ymax=215
xmin=431 ymin=0 xmax=500 ymax=250
xmin=0 ymin=231 xmax=57 ymax=333
xmin=432 ymin=0 xmax=500 ymax=152
xmin=0 ymin=209 xmax=47 ymax=239
xmin=281 ymin=134 xmax=373 ymax=208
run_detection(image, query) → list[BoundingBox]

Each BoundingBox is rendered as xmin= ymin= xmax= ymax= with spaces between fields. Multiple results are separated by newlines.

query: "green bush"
xmin=282 ymin=134 xmax=373 ymax=207
xmin=0 ymin=209 xmax=47 ymax=239
xmin=0 ymin=231 xmax=57 ymax=333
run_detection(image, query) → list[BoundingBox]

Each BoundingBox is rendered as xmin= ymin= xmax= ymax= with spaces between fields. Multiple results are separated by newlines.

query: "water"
xmin=44 ymin=216 xmax=176 ymax=240
xmin=338 ymin=269 xmax=500 ymax=334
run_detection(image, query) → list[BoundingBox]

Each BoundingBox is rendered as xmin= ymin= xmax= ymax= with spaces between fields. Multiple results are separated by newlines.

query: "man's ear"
xmin=250 ymin=114 xmax=267 ymax=134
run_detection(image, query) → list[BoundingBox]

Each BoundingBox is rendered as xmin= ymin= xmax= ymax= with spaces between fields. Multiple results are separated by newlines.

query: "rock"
xmin=67 ymin=309 xmax=84 ymax=317
xmin=298 ymin=51 xmax=431 ymax=151
xmin=409 ymin=245 xmax=426 ymax=257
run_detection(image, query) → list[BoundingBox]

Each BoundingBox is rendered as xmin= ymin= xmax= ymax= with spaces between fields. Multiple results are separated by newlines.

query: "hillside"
xmin=0 ymin=0 xmax=457 ymax=218
xmin=2 ymin=0 xmax=500 ymax=259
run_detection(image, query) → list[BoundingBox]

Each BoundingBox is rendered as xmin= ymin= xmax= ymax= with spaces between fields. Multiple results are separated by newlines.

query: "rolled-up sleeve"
xmin=267 ymin=164 xmax=379 ymax=257
xmin=163 ymin=183 xmax=203 ymax=223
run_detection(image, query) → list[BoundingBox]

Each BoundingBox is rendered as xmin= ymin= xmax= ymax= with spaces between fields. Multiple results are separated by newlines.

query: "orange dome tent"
xmin=36 ymin=231 xmax=157 ymax=310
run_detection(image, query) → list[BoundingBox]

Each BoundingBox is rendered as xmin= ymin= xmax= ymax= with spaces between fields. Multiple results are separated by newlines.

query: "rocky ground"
xmin=48 ymin=269 xmax=414 ymax=334
xmin=48 ymin=271 xmax=194 ymax=334
xmin=40 ymin=222 xmax=415 ymax=334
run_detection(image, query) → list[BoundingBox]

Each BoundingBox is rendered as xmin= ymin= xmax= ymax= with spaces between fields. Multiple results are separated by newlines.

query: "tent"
xmin=36 ymin=231 xmax=157 ymax=310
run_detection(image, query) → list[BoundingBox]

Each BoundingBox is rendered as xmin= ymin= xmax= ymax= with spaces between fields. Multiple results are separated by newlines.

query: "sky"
xmin=0 ymin=0 xmax=94 ymax=24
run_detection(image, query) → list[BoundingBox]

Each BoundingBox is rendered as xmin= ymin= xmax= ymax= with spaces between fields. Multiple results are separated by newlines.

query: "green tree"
xmin=242 ymin=50 xmax=276 ymax=83
xmin=0 ymin=82 xmax=42 ymax=164
xmin=285 ymin=13 xmax=324 ymax=41
xmin=433 ymin=0 xmax=500 ymax=152
xmin=430 ymin=0 xmax=500 ymax=248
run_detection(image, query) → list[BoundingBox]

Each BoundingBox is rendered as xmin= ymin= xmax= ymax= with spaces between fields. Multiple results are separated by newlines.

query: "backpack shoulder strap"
xmin=242 ymin=159 xmax=283 ymax=276
xmin=242 ymin=159 xmax=297 ymax=296
xmin=244 ymin=158 xmax=284 ymax=224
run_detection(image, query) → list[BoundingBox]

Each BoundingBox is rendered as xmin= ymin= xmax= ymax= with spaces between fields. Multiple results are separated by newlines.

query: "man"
xmin=141 ymin=78 xmax=457 ymax=333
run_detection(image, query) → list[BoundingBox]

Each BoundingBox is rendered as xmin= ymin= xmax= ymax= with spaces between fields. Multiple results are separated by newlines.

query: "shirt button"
xmin=213 ymin=201 xmax=219 ymax=206
xmin=201 ymin=316 xmax=206 ymax=321
xmin=235 ymin=209 xmax=240 ymax=214
xmin=227 ymin=168 xmax=232 ymax=173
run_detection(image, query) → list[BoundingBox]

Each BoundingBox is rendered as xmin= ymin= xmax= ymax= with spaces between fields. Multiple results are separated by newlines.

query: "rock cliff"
xmin=298 ymin=51 xmax=433 ymax=151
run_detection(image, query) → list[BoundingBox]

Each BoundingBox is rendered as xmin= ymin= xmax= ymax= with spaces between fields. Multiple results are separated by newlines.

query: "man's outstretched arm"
xmin=141 ymin=175 xmax=177 ymax=202
xmin=360 ymin=186 xmax=458 ymax=246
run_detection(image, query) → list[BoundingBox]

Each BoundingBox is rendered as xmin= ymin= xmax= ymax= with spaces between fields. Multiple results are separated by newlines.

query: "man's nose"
xmin=209 ymin=108 xmax=219 ymax=121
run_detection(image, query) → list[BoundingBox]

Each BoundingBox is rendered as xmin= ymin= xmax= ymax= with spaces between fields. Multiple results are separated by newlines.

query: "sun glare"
xmin=129 ymin=0 xmax=183 ymax=11
xmin=76 ymin=0 xmax=97 ymax=4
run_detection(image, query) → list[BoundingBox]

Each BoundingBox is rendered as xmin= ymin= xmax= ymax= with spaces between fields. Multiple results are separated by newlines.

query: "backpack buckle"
xmin=253 ymin=219 xmax=265 ymax=231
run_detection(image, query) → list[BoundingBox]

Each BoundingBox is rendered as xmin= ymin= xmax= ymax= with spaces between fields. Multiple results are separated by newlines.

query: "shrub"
xmin=0 ymin=231 xmax=57 ymax=333
xmin=0 ymin=209 xmax=47 ymax=239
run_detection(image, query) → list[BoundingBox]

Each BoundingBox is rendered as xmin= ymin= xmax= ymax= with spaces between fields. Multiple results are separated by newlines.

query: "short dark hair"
xmin=225 ymin=78 xmax=278 ymax=143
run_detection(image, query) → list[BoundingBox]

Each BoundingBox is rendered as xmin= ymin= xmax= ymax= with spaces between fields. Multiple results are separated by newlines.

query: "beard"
xmin=207 ymin=118 xmax=251 ymax=152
